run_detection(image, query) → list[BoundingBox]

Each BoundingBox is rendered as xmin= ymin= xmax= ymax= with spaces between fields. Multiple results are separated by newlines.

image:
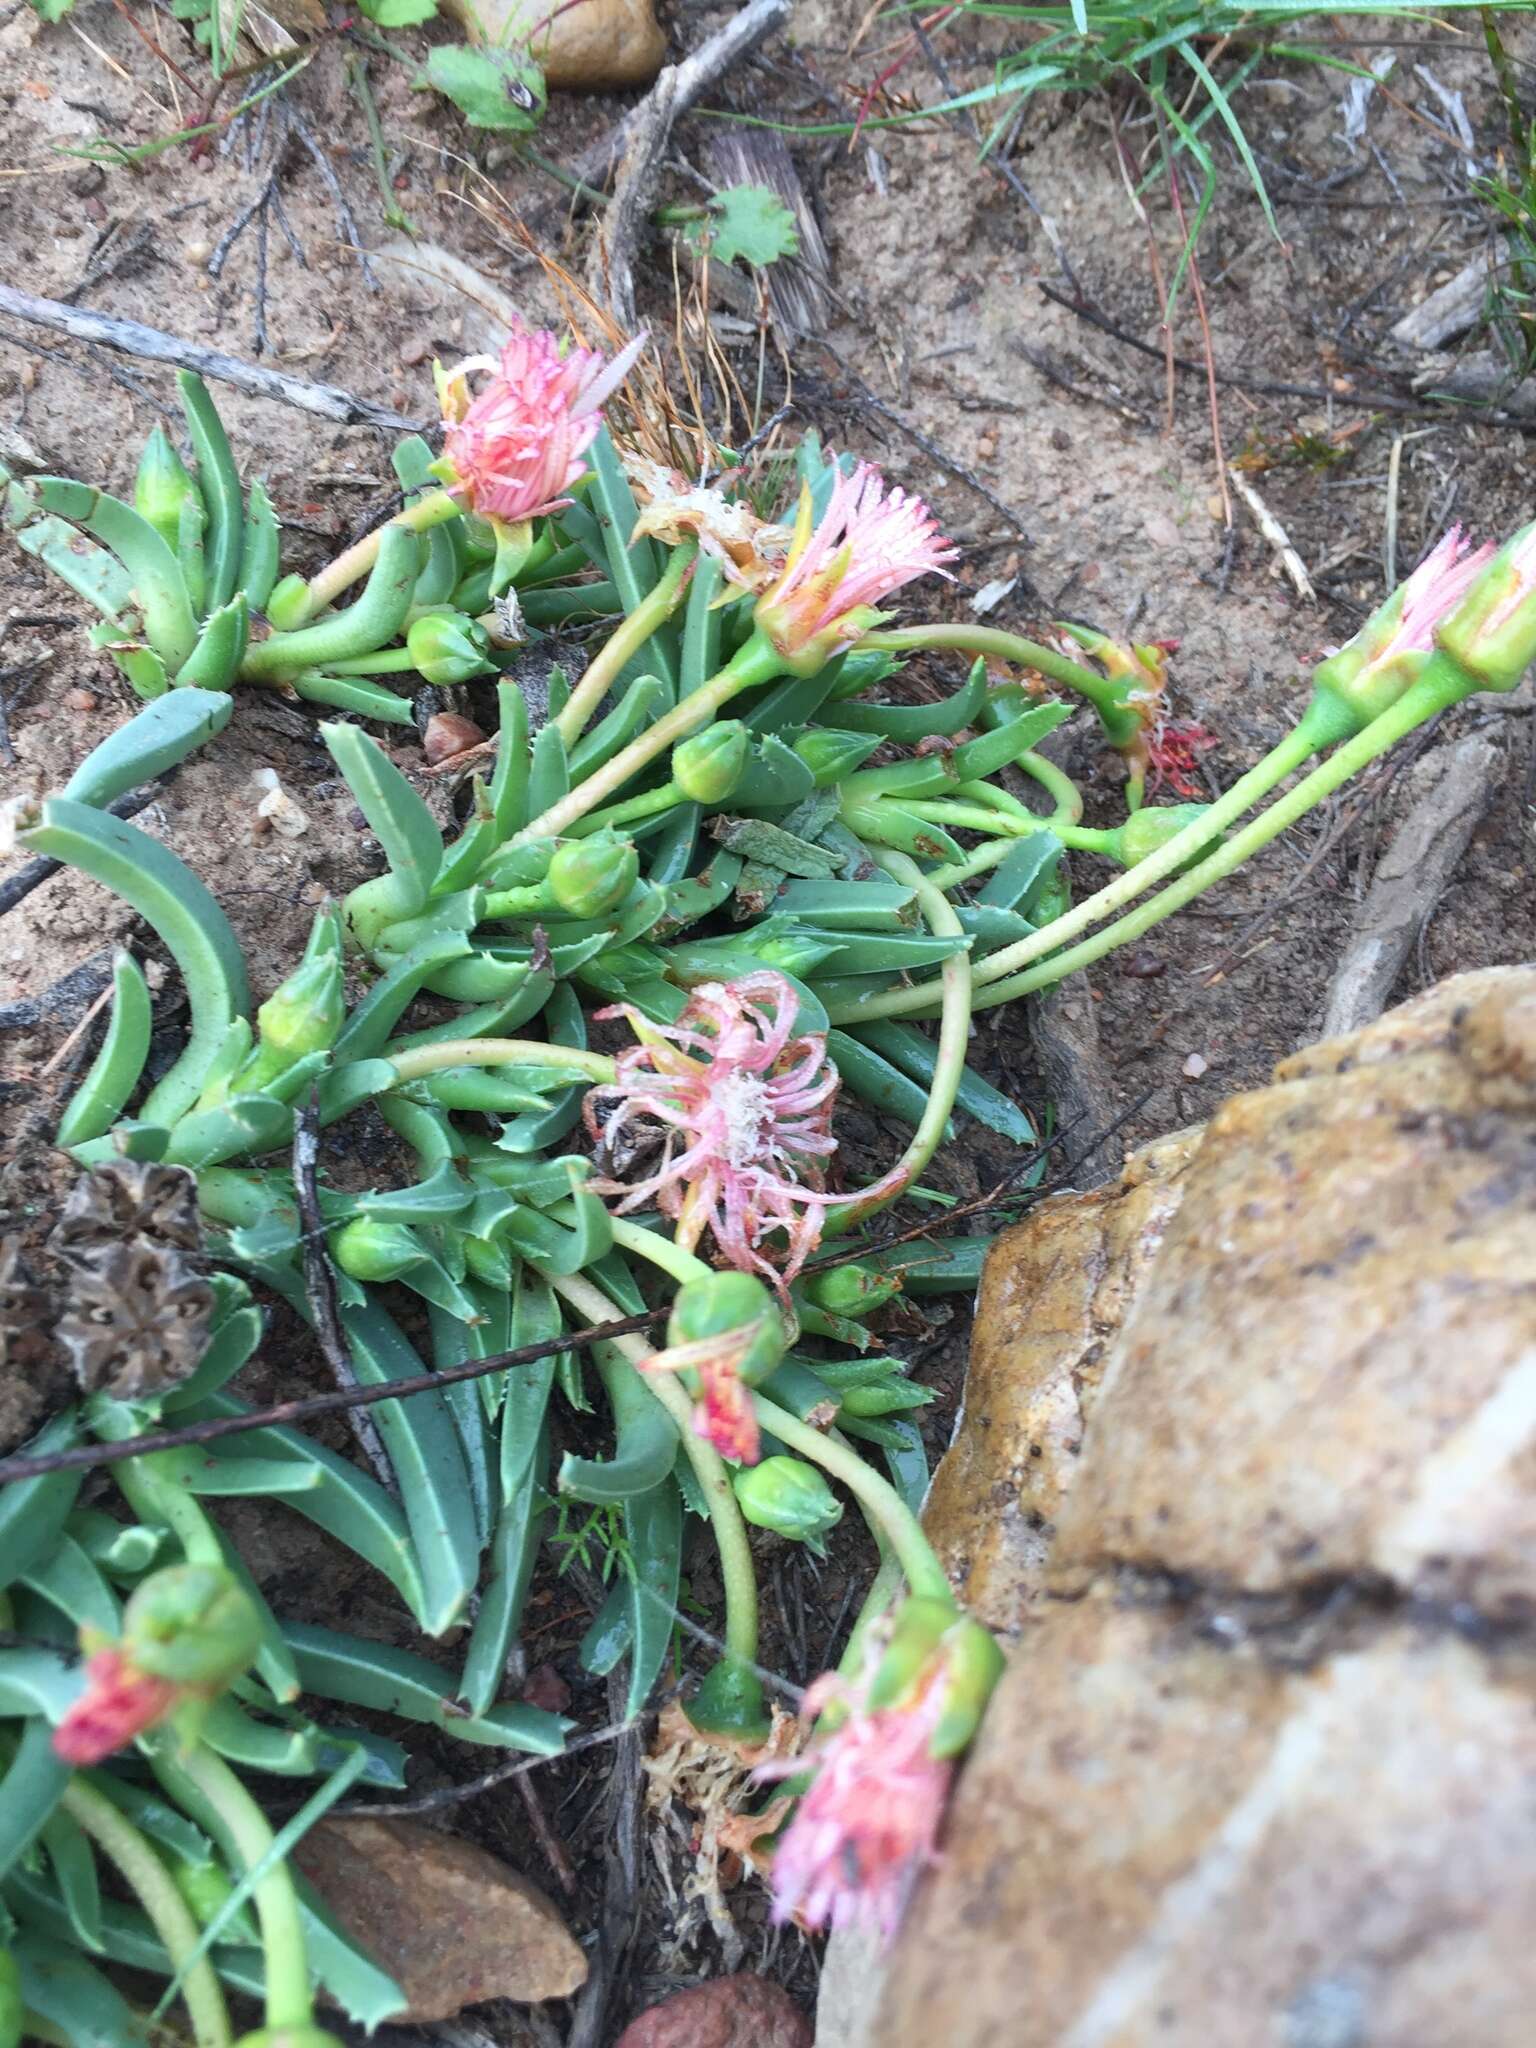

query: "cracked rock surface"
xmin=871 ymin=965 xmax=1536 ymax=2048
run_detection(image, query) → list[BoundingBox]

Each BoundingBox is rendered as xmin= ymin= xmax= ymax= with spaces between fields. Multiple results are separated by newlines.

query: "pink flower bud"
xmin=53 ymin=1648 xmax=180 ymax=1766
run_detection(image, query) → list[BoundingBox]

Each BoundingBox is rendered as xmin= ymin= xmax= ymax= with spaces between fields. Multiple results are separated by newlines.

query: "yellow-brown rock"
xmin=441 ymin=0 xmax=665 ymax=91
xmin=863 ymin=966 xmax=1536 ymax=2048
xmin=922 ymin=1129 xmax=1199 ymax=1634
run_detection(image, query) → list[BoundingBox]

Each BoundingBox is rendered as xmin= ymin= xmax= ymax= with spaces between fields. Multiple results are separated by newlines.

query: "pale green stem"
xmin=605 ymin=1215 xmax=713 ymax=1287
xmin=824 ymin=704 xmax=1337 ymax=1030
xmin=829 ymin=676 xmax=1456 ymax=1027
xmin=922 ymin=837 xmax=1024 ymax=892
xmin=318 ymin=646 xmax=422 ymax=676
xmin=154 ymin=1743 xmax=314 ymax=2032
xmin=824 ymin=848 xmax=971 ymax=1235
xmin=953 ymin=777 xmax=1039 ymax=824
xmin=515 ymin=631 xmax=784 ymax=844
xmin=548 ymin=1269 xmax=760 ymax=1668
xmin=116 ymin=1456 xmax=224 ymax=1567
xmin=301 ymin=489 xmax=462 ymax=620
xmin=570 ymin=778 xmax=685 ymax=836
xmin=383 ymin=1038 xmax=615 ymax=1086
xmin=62 ymin=1777 xmax=232 ymax=2048
xmin=837 ymin=1551 xmax=904 ymax=1680
xmin=554 ymin=542 xmax=699 ymax=745
xmin=1016 ymin=749 xmax=1085 ymax=823
xmin=752 ymin=1395 xmax=950 ymax=1601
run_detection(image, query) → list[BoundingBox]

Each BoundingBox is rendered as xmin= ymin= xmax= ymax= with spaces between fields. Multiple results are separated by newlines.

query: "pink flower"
xmin=585 ymin=972 xmax=897 ymax=1289
xmin=54 ymin=1648 xmax=180 ymax=1765
xmin=640 ymin=1319 xmax=765 ymax=1464
xmin=438 ymin=319 xmax=646 ymax=525
xmin=756 ymin=460 xmax=955 ymax=663
xmin=1368 ymin=525 xmax=1494 ymax=669
xmin=759 ymin=1660 xmax=952 ymax=1940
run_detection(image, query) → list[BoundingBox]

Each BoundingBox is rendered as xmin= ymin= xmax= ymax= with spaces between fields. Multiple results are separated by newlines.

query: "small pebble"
xmin=1182 ymin=1052 xmax=1210 ymax=1079
xmin=1119 ymin=949 xmax=1165 ymax=980
xmin=423 ymin=711 xmax=486 ymax=766
xmin=63 ymin=687 xmax=97 ymax=712
xmin=184 ymin=237 xmax=212 ymax=267
xmin=400 ymin=337 xmax=432 ymax=367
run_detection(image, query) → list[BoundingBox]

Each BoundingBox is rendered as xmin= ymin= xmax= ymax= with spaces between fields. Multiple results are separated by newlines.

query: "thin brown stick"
xmin=0 ymin=285 xmax=421 ymax=430
xmin=0 ymin=1099 xmax=1158 ymax=1488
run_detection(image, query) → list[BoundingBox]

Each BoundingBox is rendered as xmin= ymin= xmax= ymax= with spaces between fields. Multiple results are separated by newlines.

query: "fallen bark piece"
xmin=292 ymin=1815 xmax=586 ymax=2020
xmin=1319 ymin=731 xmax=1498 ymax=1038
xmin=442 ymin=0 xmax=664 ymax=89
xmin=616 ymin=1974 xmax=813 ymax=2048
xmin=1389 ymin=257 xmax=1487 ymax=351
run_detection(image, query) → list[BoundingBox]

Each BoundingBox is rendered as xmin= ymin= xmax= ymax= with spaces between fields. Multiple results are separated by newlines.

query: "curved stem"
xmin=151 ymin=1742 xmax=313 ymax=2032
xmin=752 ymin=1395 xmax=950 ymax=1602
xmin=548 ymin=1270 xmax=760 ymax=1671
xmin=62 ymin=1776 xmax=232 ymax=2048
xmin=570 ymin=778 xmax=685 ymax=837
xmin=604 ymin=1216 xmax=713 ymax=1287
xmin=830 ymin=673 xmax=1461 ymax=1026
xmin=824 ymin=702 xmax=1339 ymax=1027
xmin=837 ymin=1552 xmax=904 ymax=1680
xmin=825 ymin=848 xmax=971 ymax=1234
xmin=554 ymin=542 xmax=698 ymax=745
xmin=1016 ymin=749 xmax=1085 ymax=824
xmin=301 ymin=489 xmax=461 ymax=620
xmin=860 ymin=623 xmax=1144 ymax=746
xmin=383 ymin=1038 xmax=615 ymax=1086
xmin=515 ymin=632 xmax=785 ymax=844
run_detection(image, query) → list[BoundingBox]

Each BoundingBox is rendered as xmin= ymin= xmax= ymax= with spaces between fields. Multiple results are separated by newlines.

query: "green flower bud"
xmin=0 ymin=1948 xmax=22 ymax=2048
xmin=733 ymin=1455 xmax=843 ymax=1551
xmin=793 ymin=729 xmax=880 ymax=787
xmin=121 ymin=1564 xmax=261 ymax=1691
xmin=239 ymin=954 xmax=344 ymax=1093
xmin=547 ymin=833 xmax=639 ymax=918
xmin=866 ymin=1595 xmax=1005 ymax=1760
xmin=134 ymin=426 xmax=198 ymax=553
xmin=685 ymin=1655 xmax=770 ymax=1741
xmin=406 ymin=612 xmax=496 ymax=685
xmin=802 ymin=1263 xmax=901 ymax=1319
xmin=331 ymin=1215 xmax=423 ymax=1284
xmin=672 ymin=721 xmax=749 ymax=804
xmin=667 ymin=1271 xmax=786 ymax=1389
xmin=1435 ymin=521 xmax=1536 ymax=694
xmin=1108 ymin=802 xmax=1220 ymax=873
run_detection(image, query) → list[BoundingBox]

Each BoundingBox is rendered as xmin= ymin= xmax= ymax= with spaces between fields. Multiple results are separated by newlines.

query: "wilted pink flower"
xmin=1145 ymin=717 xmax=1219 ymax=798
xmin=54 ymin=1648 xmax=180 ymax=1765
xmin=759 ymin=1660 xmax=952 ymax=1940
xmin=756 ymin=460 xmax=955 ymax=663
xmin=585 ymin=972 xmax=896 ymax=1288
xmin=1367 ymin=525 xmax=1494 ymax=668
xmin=438 ymin=319 xmax=646 ymax=525
xmin=640 ymin=1319 xmax=764 ymax=1465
